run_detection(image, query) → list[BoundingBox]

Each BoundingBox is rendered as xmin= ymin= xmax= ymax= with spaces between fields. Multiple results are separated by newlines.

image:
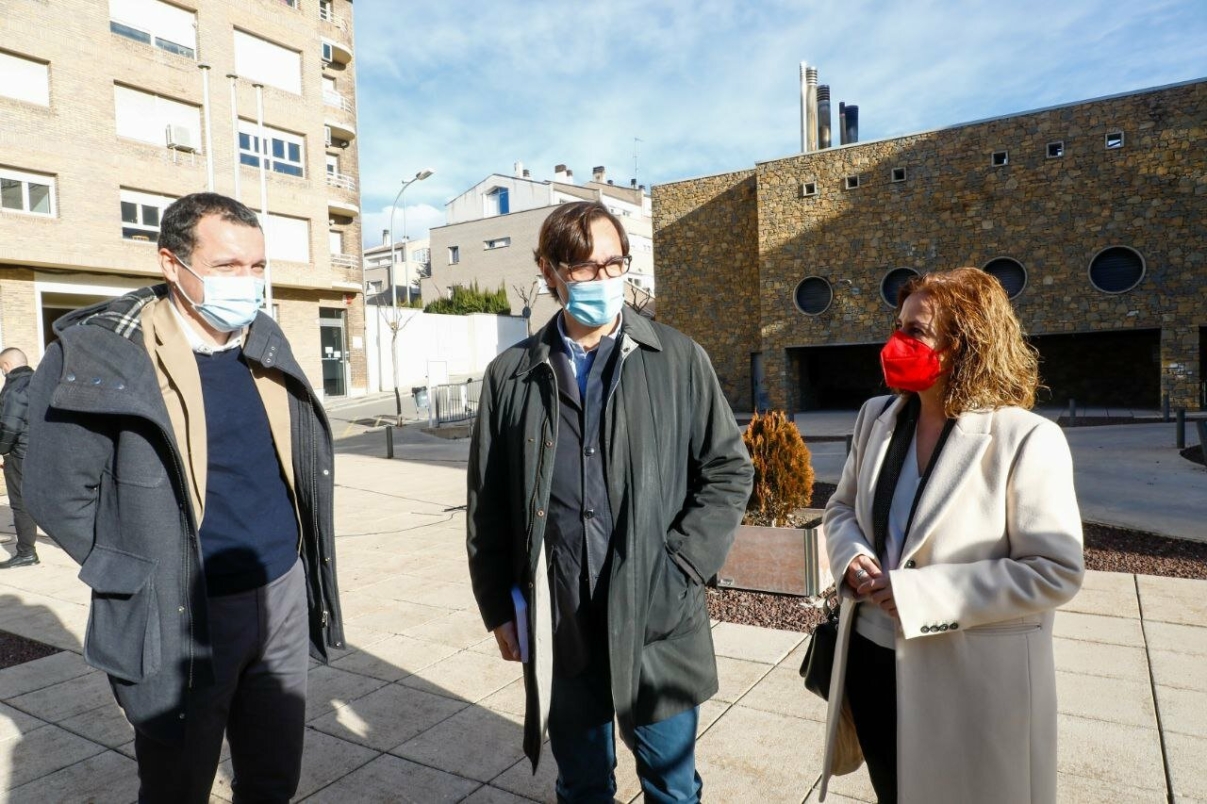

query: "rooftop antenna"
xmin=633 ymin=137 xmax=643 ymax=186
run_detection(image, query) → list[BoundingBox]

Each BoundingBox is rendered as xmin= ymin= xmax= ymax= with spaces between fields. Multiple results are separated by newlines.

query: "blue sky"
xmin=353 ymin=0 xmax=1207 ymax=247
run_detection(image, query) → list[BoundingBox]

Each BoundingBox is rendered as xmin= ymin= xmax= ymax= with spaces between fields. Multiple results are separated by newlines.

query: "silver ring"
xmin=855 ymin=569 xmax=868 ymax=580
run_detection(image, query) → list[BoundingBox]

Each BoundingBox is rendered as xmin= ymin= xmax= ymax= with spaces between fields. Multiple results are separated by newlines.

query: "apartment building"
xmin=0 ymin=0 xmax=364 ymax=398
xmin=426 ymin=164 xmax=656 ymax=329
xmin=362 ymin=232 xmax=431 ymax=303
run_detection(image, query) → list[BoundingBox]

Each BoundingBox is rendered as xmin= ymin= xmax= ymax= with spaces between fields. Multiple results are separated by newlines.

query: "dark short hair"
xmin=158 ymin=192 xmax=262 ymax=261
xmin=533 ymin=201 xmax=629 ymax=294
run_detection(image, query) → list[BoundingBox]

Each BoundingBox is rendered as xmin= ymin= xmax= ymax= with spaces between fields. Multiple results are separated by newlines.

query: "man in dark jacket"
xmin=467 ymin=201 xmax=753 ymax=803
xmin=24 ymin=193 xmax=342 ymax=803
xmin=0 ymin=348 xmax=37 ymax=568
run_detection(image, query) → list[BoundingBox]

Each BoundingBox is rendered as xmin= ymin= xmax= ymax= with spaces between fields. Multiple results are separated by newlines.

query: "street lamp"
xmin=386 ymin=168 xmax=434 ymax=419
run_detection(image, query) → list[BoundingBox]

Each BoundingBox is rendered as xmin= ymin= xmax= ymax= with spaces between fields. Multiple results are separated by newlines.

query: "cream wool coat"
xmin=819 ymin=395 xmax=1084 ymax=803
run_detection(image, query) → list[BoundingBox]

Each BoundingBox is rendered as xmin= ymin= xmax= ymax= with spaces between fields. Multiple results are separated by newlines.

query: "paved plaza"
xmin=0 ymin=416 xmax=1201 ymax=802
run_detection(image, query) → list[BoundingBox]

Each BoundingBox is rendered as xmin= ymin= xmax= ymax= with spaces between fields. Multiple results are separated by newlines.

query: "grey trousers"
xmin=3 ymin=455 xmax=38 ymax=555
xmin=135 ymin=558 xmax=309 ymax=804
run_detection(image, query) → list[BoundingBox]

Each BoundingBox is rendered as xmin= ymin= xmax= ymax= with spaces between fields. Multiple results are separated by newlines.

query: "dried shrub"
xmin=743 ymin=409 xmax=814 ymax=526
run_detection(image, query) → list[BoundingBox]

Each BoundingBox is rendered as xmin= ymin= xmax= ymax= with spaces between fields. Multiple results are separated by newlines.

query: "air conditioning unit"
xmin=166 ymin=124 xmax=196 ymax=152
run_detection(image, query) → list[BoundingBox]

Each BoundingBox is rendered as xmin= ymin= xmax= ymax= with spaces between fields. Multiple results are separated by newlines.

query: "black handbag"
xmin=799 ymin=594 xmax=840 ymax=700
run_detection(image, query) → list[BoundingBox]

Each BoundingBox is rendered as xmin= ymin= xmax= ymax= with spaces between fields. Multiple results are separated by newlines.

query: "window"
xmin=448 ymin=246 xmax=460 ymax=264
xmin=109 ymin=0 xmax=196 ymax=59
xmin=262 ymin=213 xmax=310 ymax=263
xmin=0 ymin=51 xmax=49 ymax=106
xmin=981 ymin=257 xmax=1027 ymax=299
xmin=120 ymin=188 xmax=174 ymax=240
xmin=1047 ymin=141 xmax=1064 ymax=159
xmin=321 ymin=41 xmax=334 ymax=64
xmin=484 ymin=187 xmax=510 ymax=216
xmin=891 ymin=167 xmax=907 ymax=183
xmin=412 ymin=247 xmax=430 ymax=264
xmin=328 ymin=229 xmax=341 ymax=255
xmin=844 ymin=175 xmax=860 ymax=190
xmin=238 ymin=120 xmax=304 ymax=177
xmin=233 ymin=30 xmax=301 ymax=95
xmin=1105 ymin=131 xmax=1124 ymax=149
xmin=800 ymin=181 xmax=817 ymax=197
xmin=794 ymin=277 xmax=833 ymax=316
xmin=991 ymin=150 xmax=1009 ymax=167
xmin=484 ymin=237 xmax=511 ymax=250
xmin=0 ymin=168 xmax=55 ymax=216
xmin=325 ymin=154 xmax=339 ymax=176
xmin=1088 ymin=246 xmax=1144 ymax=293
xmin=114 ymin=85 xmax=201 ymax=149
xmin=880 ymin=267 xmax=919 ymax=308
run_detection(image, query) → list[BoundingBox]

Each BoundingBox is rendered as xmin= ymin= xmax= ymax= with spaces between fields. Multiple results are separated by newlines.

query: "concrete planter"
xmin=716 ymin=508 xmax=833 ymax=596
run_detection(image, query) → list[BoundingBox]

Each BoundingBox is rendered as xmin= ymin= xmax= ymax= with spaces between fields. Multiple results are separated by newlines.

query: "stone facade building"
xmin=655 ymin=79 xmax=1206 ymax=413
xmin=0 ymin=0 xmax=365 ymax=398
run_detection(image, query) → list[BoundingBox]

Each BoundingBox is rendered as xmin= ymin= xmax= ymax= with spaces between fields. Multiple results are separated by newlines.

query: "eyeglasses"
xmin=557 ymin=254 xmax=632 ymax=283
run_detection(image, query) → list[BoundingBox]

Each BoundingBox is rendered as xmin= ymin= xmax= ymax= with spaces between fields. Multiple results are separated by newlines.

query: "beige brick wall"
xmin=0 ymin=0 xmax=364 ymax=394
xmin=655 ymin=80 xmax=1207 ymax=410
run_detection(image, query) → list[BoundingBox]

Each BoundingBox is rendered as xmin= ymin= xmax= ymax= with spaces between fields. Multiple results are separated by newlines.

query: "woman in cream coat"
xmin=819 ymin=268 xmax=1084 ymax=803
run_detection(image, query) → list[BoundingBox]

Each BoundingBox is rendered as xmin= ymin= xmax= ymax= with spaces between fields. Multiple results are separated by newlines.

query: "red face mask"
xmin=880 ymin=330 xmax=944 ymax=392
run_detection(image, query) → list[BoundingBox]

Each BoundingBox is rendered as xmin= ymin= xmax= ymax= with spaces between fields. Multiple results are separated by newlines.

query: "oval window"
xmin=982 ymin=258 xmax=1027 ymax=299
xmin=1088 ymin=246 xmax=1145 ymax=293
xmin=794 ymin=277 xmax=833 ymax=315
xmin=880 ymin=267 xmax=920 ymax=308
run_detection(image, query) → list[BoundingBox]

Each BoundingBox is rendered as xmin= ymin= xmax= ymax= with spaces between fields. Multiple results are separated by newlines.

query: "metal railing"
xmin=429 ymin=380 xmax=483 ymax=425
xmin=319 ymin=3 xmax=348 ymax=30
xmin=326 ymin=171 xmax=357 ymax=192
xmin=330 ymin=253 xmax=359 ymax=269
xmin=322 ymin=89 xmax=353 ymax=113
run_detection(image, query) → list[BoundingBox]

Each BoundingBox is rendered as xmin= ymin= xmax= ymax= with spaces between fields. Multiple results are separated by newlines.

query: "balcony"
xmin=321 ymin=38 xmax=352 ymax=67
xmin=322 ymin=89 xmax=353 ymax=113
xmin=319 ymin=2 xmax=349 ymax=32
xmin=325 ymin=118 xmax=356 ymax=147
xmin=327 ymin=199 xmax=359 ymax=220
xmin=325 ymin=171 xmax=357 ymax=192
xmin=330 ymin=253 xmax=359 ymax=269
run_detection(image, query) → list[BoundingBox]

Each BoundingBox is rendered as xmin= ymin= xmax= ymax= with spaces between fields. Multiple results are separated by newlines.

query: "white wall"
xmin=364 ymin=306 xmax=528 ymax=392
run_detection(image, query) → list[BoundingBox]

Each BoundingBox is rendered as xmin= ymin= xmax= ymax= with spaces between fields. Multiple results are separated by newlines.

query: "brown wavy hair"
xmin=896 ymin=267 xmax=1041 ymax=416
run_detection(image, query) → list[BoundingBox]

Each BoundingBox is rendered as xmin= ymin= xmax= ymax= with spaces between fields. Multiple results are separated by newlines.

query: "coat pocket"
xmin=643 ymin=546 xmax=700 ymax=644
xmin=78 ymin=545 xmax=161 ymax=683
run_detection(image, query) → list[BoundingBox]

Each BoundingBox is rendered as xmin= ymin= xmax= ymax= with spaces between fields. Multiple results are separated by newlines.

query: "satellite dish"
xmin=521 ymin=306 xmax=531 ymax=319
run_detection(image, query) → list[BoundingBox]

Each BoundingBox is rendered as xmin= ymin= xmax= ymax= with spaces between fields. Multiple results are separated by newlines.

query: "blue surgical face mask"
xmin=557 ymin=273 xmax=625 ymax=328
xmin=172 ymin=253 xmax=265 ymax=332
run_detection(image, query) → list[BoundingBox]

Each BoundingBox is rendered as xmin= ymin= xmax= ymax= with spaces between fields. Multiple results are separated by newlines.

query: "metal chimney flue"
xmin=799 ymin=62 xmax=811 ymax=153
xmin=845 ymin=105 xmax=859 ymax=145
xmin=817 ymin=85 xmax=832 ymax=149
xmin=805 ymin=67 xmax=819 ymax=153
xmin=839 ymin=102 xmax=847 ymax=145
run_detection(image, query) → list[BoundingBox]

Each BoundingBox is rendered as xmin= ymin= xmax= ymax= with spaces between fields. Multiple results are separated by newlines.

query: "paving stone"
xmin=402 ymin=609 xmax=495 ymax=649
xmin=1154 ymin=685 xmax=1207 ymax=738
xmin=714 ymin=655 xmax=773 ymax=704
xmin=8 ymin=670 xmax=114 ymax=724
xmin=363 ymin=577 xmax=477 ymax=611
xmin=1142 ymin=621 xmax=1207 ymax=656
xmin=479 ymin=677 xmax=526 ymax=717
xmin=403 ymin=559 xmax=472 ymax=585
xmin=304 ymin=665 xmax=389 ymax=723
xmin=710 ymin=621 xmax=806 ymax=665
xmin=1165 ymin=730 xmax=1207 ymax=801
xmin=461 ymin=785 xmax=538 ymax=803
xmin=1053 ymin=610 xmax=1146 ymax=647
xmin=1079 ymin=570 xmax=1137 ymax=593
xmin=392 ymin=706 xmax=525 ymax=783
xmin=0 ymin=723 xmax=106 ymax=790
xmin=345 ymin=601 xmax=456 ymax=635
xmin=212 ymin=727 xmax=379 ymax=802
xmin=1056 ymin=670 xmax=1156 ymax=728
xmin=0 ymin=651 xmax=91 ymax=700
xmin=6 ymin=748 xmax=138 ymax=804
xmin=695 ymin=705 xmax=824 ymax=802
xmin=1149 ymin=648 xmax=1207 ymax=692
xmin=822 ymin=764 xmax=877 ymax=802
xmin=489 ymin=737 xmax=641 ymax=804
xmin=308 ymin=683 xmax=468 ymax=751
xmin=1057 ymin=714 xmax=1166 ymax=792
xmin=738 ymin=664 xmax=828 ymax=723
xmin=0 ymin=700 xmax=48 ymax=742
xmin=399 ymin=649 xmax=523 ymax=704
xmin=57 ymin=697 xmax=134 ymax=748
xmin=332 ymin=634 xmax=460 ymax=683
xmin=301 ymin=753 xmax=479 ymax=803
xmin=1053 ymin=636 xmax=1150 ymax=682
xmin=336 ymin=589 xmax=402 ymax=621
xmin=1136 ymin=576 xmax=1207 ymax=627
xmin=1054 ymin=772 xmax=1167 ymax=803
xmin=697 ymin=699 xmax=730 ymax=737
xmin=1061 ymin=585 xmax=1141 ymax=619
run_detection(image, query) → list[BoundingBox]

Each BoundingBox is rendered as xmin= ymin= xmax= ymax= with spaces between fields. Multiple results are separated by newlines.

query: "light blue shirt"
xmin=556 ymin=313 xmax=619 ymax=399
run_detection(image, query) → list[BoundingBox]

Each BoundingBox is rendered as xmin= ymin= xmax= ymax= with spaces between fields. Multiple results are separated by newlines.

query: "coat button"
xmin=536 ymin=509 xmax=545 ymax=517
xmin=91 ymin=377 xmax=102 ymax=385
xmin=938 ymin=624 xmax=949 ymax=632
xmin=950 ymin=622 xmax=959 ymax=630
xmin=66 ymin=373 xmax=76 ymax=382
xmin=322 ymin=469 xmax=330 ymax=476
xmin=544 ymin=440 xmax=553 ymax=448
xmin=905 ymin=560 xmax=917 ymax=568
xmin=178 ymin=606 xmax=185 ymax=613
xmin=921 ymin=625 xmax=931 ymax=633
xmin=584 ymin=447 xmax=596 ymax=457
xmin=583 ymin=509 xmax=595 ymax=519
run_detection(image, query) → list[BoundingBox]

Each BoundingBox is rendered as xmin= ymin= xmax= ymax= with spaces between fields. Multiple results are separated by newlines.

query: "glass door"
xmin=319 ymin=308 xmax=347 ymax=397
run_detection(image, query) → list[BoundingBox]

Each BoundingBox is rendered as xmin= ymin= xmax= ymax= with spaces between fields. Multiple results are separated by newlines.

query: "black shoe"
xmin=0 ymin=553 xmax=38 ymax=568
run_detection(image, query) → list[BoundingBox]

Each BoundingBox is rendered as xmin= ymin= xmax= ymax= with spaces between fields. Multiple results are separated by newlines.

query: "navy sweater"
xmin=194 ymin=348 xmax=299 ymax=596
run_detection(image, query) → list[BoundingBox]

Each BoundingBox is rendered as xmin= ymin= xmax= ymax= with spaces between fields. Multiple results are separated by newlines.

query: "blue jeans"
xmin=548 ymin=661 xmax=703 ymax=803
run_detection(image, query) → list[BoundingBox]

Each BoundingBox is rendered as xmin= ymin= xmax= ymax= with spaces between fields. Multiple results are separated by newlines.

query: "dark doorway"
xmin=1031 ymin=329 xmax=1160 ymax=408
xmin=1200 ymin=327 xmax=1206 ymax=410
xmin=790 ymin=343 xmax=886 ymax=411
